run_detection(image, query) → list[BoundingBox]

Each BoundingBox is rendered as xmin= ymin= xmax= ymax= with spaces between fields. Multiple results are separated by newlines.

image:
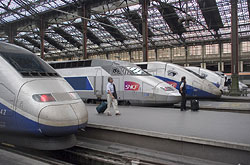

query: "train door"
xmin=192 ymin=80 xmax=202 ymax=97
xmin=0 ymin=83 xmax=15 ymax=130
xmin=94 ymin=68 xmax=103 ymax=99
xmin=142 ymin=82 xmax=154 ymax=101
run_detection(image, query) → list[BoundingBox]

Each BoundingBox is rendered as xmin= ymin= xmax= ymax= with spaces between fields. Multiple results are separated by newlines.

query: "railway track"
xmin=0 ymin=144 xmax=73 ymax=165
xmin=1 ymin=123 xmax=249 ymax=165
xmin=52 ymin=145 xmax=169 ymax=165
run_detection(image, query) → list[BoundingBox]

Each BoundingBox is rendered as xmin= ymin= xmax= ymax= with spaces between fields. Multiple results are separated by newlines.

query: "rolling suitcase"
xmin=191 ymin=99 xmax=199 ymax=111
xmin=96 ymin=102 xmax=107 ymax=113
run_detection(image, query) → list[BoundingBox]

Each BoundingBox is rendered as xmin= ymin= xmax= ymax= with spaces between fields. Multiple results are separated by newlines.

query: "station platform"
xmin=86 ymin=104 xmax=250 ymax=146
xmin=0 ymin=147 xmax=49 ymax=165
xmin=175 ymin=100 xmax=250 ymax=112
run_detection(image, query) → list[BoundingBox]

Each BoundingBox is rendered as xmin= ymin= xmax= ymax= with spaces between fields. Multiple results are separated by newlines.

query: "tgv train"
xmin=136 ymin=62 xmax=221 ymax=98
xmin=186 ymin=66 xmax=226 ymax=91
xmin=0 ymin=42 xmax=88 ymax=150
xmin=49 ymin=59 xmax=181 ymax=105
xmin=186 ymin=66 xmax=249 ymax=92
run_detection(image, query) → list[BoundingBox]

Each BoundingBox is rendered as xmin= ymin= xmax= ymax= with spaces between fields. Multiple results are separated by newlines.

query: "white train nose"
xmin=38 ymin=104 xmax=79 ymax=136
xmin=167 ymin=92 xmax=182 ymax=104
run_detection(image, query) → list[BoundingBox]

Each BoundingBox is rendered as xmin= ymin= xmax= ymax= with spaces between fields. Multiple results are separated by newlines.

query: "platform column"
xmin=155 ymin=48 xmax=158 ymax=61
xmin=39 ymin=16 xmax=45 ymax=59
xmin=170 ymin=47 xmax=173 ymax=63
xmin=201 ymin=44 xmax=205 ymax=68
xmin=5 ymin=24 xmax=17 ymax=44
xmin=106 ymin=52 xmax=109 ymax=59
xmin=219 ymin=42 xmax=223 ymax=71
xmin=185 ymin=45 xmax=188 ymax=66
xmin=230 ymin=0 xmax=240 ymax=95
xmin=80 ymin=4 xmax=89 ymax=59
xmin=141 ymin=0 xmax=149 ymax=62
xmin=129 ymin=50 xmax=132 ymax=62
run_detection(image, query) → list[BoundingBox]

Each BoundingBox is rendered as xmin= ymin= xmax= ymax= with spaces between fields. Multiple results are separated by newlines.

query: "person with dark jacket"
xmin=179 ymin=76 xmax=187 ymax=111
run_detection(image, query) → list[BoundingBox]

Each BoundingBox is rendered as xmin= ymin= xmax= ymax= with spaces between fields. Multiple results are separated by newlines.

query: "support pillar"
xmin=230 ymin=0 xmax=240 ymax=95
xmin=155 ymin=48 xmax=158 ymax=61
xmin=39 ymin=17 xmax=45 ymax=59
xmin=106 ymin=52 xmax=109 ymax=59
xmin=219 ymin=42 xmax=223 ymax=71
xmin=129 ymin=50 xmax=132 ymax=62
xmin=201 ymin=44 xmax=205 ymax=68
xmin=185 ymin=45 xmax=188 ymax=66
xmin=170 ymin=47 xmax=173 ymax=63
xmin=5 ymin=24 xmax=17 ymax=44
xmin=81 ymin=4 xmax=89 ymax=59
xmin=240 ymin=61 xmax=243 ymax=72
xmin=141 ymin=0 xmax=149 ymax=62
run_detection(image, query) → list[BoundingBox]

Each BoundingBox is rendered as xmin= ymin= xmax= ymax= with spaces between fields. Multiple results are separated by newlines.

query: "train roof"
xmin=49 ymin=59 xmax=136 ymax=69
xmin=135 ymin=61 xmax=184 ymax=69
xmin=0 ymin=42 xmax=32 ymax=54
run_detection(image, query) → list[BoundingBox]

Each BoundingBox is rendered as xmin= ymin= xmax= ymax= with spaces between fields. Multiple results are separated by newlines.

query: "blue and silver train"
xmin=0 ymin=42 xmax=88 ymax=150
xmin=136 ymin=62 xmax=222 ymax=98
xmin=49 ymin=59 xmax=182 ymax=105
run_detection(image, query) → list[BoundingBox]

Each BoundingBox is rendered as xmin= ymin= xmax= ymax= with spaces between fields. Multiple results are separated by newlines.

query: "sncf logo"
xmin=166 ymin=81 xmax=177 ymax=88
xmin=124 ymin=81 xmax=140 ymax=91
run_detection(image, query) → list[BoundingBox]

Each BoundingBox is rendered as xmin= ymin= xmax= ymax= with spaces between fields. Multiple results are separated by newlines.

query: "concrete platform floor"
xmin=176 ymin=100 xmax=250 ymax=112
xmin=86 ymin=104 xmax=250 ymax=146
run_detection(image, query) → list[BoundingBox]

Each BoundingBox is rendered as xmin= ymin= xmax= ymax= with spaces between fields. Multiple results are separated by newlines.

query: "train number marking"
xmin=0 ymin=109 xmax=6 ymax=116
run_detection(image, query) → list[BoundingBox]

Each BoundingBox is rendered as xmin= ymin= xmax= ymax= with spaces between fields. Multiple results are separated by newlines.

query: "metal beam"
xmin=22 ymin=35 xmax=49 ymax=53
xmin=197 ymin=0 xmax=223 ymax=31
xmin=124 ymin=10 xmax=154 ymax=37
xmin=157 ymin=2 xmax=186 ymax=35
xmin=97 ymin=17 xmax=126 ymax=42
xmin=73 ymin=23 xmax=103 ymax=46
xmin=13 ymin=39 xmax=34 ymax=52
xmin=52 ymin=26 xmax=82 ymax=48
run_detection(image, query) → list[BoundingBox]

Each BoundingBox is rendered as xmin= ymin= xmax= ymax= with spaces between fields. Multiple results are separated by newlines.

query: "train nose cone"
xmin=167 ymin=92 xmax=182 ymax=104
xmin=208 ymin=83 xmax=222 ymax=97
xmin=70 ymin=101 xmax=88 ymax=129
xmin=38 ymin=104 xmax=79 ymax=136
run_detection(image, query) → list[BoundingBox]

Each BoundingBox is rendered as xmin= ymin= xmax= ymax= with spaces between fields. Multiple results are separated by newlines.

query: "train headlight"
xmin=69 ymin=92 xmax=81 ymax=100
xmin=32 ymin=94 xmax=56 ymax=102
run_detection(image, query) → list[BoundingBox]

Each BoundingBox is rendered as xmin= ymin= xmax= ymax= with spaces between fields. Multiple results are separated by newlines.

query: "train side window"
xmin=201 ymin=73 xmax=208 ymax=78
xmin=112 ymin=67 xmax=122 ymax=75
xmin=167 ymin=70 xmax=177 ymax=77
xmin=119 ymin=66 xmax=131 ymax=75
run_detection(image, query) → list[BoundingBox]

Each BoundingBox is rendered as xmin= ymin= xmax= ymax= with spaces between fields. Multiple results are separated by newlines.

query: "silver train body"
xmin=50 ymin=59 xmax=181 ymax=105
xmin=0 ymin=42 xmax=88 ymax=150
xmin=136 ymin=62 xmax=222 ymax=98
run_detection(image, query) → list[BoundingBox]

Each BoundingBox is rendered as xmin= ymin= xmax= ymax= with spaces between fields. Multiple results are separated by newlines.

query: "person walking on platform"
xmin=179 ymin=76 xmax=187 ymax=111
xmin=106 ymin=77 xmax=121 ymax=116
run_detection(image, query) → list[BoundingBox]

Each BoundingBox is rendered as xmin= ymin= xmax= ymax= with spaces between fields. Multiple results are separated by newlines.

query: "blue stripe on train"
xmin=212 ymin=82 xmax=220 ymax=88
xmin=64 ymin=77 xmax=93 ymax=91
xmin=0 ymin=102 xmax=85 ymax=136
xmin=155 ymin=76 xmax=217 ymax=98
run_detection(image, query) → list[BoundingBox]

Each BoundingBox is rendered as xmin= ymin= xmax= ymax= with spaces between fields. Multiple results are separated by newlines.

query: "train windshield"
xmin=185 ymin=68 xmax=204 ymax=79
xmin=1 ymin=52 xmax=59 ymax=77
xmin=126 ymin=66 xmax=150 ymax=75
